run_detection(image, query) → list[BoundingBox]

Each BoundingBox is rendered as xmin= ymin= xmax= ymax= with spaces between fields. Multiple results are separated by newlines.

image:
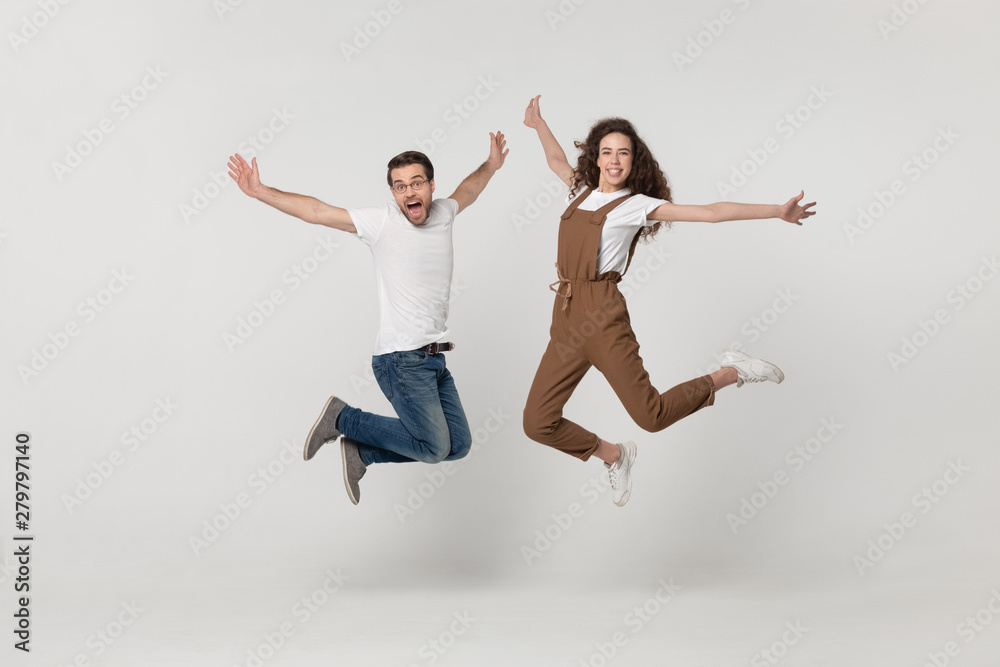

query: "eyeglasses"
xmin=391 ymin=179 xmax=429 ymax=194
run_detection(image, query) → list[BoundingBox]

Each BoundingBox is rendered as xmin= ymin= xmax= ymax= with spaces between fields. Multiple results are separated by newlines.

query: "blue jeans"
xmin=337 ymin=350 xmax=472 ymax=466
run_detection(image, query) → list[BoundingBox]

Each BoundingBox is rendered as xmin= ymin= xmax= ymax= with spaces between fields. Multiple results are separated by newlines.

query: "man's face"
xmin=389 ymin=164 xmax=435 ymax=226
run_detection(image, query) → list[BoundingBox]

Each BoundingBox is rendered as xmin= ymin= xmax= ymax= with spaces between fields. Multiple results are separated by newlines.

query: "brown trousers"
xmin=523 ymin=189 xmax=715 ymax=460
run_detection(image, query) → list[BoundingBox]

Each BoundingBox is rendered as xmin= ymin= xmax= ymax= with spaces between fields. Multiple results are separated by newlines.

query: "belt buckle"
xmin=427 ymin=342 xmax=439 ymax=355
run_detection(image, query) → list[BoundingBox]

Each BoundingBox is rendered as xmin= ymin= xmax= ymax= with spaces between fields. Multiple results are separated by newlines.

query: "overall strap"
xmin=621 ymin=230 xmax=644 ymax=277
xmin=560 ymin=187 xmax=593 ymax=220
xmin=589 ymin=192 xmax=638 ymax=225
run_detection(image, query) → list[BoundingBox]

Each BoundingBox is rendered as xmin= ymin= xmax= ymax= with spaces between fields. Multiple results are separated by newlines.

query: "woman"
xmin=521 ymin=95 xmax=815 ymax=507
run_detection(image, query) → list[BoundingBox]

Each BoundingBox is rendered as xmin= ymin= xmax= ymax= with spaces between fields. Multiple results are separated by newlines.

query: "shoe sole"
xmin=722 ymin=350 xmax=785 ymax=384
xmin=614 ymin=443 xmax=637 ymax=507
xmin=753 ymin=358 xmax=785 ymax=384
xmin=341 ymin=439 xmax=359 ymax=506
xmin=304 ymin=395 xmax=340 ymax=461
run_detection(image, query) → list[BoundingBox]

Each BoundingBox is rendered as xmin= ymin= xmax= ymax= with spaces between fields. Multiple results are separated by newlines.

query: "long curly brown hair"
xmin=570 ymin=117 xmax=672 ymax=241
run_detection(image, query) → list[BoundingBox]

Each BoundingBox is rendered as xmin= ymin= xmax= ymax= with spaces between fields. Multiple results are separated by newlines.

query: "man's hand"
xmin=487 ymin=131 xmax=508 ymax=172
xmin=224 ymin=152 xmax=355 ymax=231
xmin=778 ymin=191 xmax=817 ymax=226
xmin=448 ymin=131 xmax=509 ymax=215
xmin=227 ymin=153 xmax=261 ymax=198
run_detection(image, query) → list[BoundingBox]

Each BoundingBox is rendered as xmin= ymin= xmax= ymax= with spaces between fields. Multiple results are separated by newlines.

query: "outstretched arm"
xmin=448 ymin=131 xmax=508 ymax=215
xmin=524 ymin=95 xmax=574 ymax=186
xmin=226 ymin=153 xmax=356 ymax=233
xmin=648 ymin=191 xmax=817 ymax=225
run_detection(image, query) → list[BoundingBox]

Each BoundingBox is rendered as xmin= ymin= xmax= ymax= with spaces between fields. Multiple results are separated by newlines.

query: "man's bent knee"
xmin=445 ymin=433 xmax=473 ymax=461
xmin=409 ymin=430 xmax=452 ymax=463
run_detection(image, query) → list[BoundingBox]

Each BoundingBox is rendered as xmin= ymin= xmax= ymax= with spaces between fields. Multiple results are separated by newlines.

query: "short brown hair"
xmin=386 ymin=151 xmax=434 ymax=186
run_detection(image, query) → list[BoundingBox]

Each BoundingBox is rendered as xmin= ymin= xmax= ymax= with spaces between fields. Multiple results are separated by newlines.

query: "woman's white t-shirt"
xmin=567 ymin=187 xmax=668 ymax=274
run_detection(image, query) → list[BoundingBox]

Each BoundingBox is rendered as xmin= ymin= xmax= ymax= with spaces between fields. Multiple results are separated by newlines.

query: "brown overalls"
xmin=523 ymin=188 xmax=716 ymax=460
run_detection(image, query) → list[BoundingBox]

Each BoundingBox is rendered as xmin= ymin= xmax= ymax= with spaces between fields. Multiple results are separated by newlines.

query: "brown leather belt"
xmin=420 ymin=342 xmax=455 ymax=355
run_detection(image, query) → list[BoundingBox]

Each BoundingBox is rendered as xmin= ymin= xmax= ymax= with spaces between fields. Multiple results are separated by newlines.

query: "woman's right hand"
xmin=524 ymin=95 xmax=544 ymax=129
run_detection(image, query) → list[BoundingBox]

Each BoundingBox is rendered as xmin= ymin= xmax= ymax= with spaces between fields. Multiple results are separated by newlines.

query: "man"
xmin=226 ymin=131 xmax=507 ymax=504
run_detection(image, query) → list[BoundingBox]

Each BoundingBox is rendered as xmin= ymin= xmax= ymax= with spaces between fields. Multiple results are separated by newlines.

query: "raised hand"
xmin=778 ymin=191 xmax=817 ymax=225
xmin=488 ymin=131 xmax=509 ymax=171
xmin=227 ymin=153 xmax=261 ymax=198
xmin=524 ymin=95 xmax=544 ymax=129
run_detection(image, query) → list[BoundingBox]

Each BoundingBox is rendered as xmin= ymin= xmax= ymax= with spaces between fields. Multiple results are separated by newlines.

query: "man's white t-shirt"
xmin=568 ymin=188 xmax=668 ymax=275
xmin=348 ymin=198 xmax=459 ymax=355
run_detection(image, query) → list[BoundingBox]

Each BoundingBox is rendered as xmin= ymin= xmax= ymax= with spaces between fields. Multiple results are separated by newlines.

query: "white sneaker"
xmin=605 ymin=441 xmax=637 ymax=507
xmin=720 ymin=348 xmax=784 ymax=387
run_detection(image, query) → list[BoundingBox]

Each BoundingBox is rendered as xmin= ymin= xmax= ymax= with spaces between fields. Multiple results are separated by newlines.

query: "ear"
xmin=429 ymin=178 xmax=435 ymax=195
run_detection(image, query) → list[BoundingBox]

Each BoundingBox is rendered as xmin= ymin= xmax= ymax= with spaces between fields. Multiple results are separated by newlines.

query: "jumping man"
xmin=227 ymin=131 xmax=508 ymax=504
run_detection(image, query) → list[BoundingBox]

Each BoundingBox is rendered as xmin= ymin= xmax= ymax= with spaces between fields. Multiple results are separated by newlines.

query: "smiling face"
xmin=596 ymin=132 xmax=633 ymax=192
xmin=389 ymin=164 xmax=435 ymax=225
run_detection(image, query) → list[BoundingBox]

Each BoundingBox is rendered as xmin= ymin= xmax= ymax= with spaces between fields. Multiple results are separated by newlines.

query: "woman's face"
xmin=596 ymin=132 xmax=633 ymax=192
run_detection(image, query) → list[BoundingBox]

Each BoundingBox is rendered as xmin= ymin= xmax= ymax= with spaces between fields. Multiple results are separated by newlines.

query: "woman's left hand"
xmin=778 ymin=191 xmax=817 ymax=225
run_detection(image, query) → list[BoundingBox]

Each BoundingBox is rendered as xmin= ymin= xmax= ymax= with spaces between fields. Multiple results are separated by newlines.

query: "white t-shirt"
xmin=568 ymin=188 xmax=668 ymax=274
xmin=349 ymin=198 xmax=459 ymax=355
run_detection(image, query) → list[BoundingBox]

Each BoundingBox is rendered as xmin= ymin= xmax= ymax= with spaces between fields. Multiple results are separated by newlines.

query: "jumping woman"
xmin=521 ymin=95 xmax=816 ymax=507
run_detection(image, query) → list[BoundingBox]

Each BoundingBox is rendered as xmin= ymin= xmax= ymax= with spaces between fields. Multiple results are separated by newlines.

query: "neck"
xmin=597 ymin=182 xmax=627 ymax=194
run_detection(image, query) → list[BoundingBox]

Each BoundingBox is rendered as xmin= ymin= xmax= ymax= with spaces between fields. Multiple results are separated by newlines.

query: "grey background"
xmin=3 ymin=0 xmax=999 ymax=664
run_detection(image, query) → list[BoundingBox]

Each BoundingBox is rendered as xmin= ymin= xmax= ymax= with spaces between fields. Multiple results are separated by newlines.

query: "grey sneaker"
xmin=341 ymin=437 xmax=366 ymax=505
xmin=720 ymin=349 xmax=784 ymax=387
xmin=605 ymin=441 xmax=637 ymax=507
xmin=304 ymin=396 xmax=347 ymax=461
